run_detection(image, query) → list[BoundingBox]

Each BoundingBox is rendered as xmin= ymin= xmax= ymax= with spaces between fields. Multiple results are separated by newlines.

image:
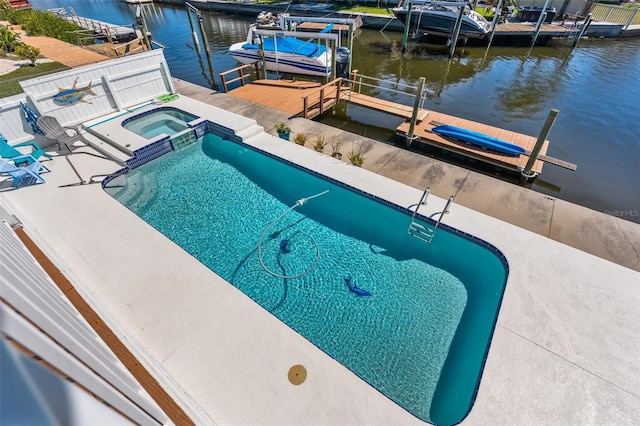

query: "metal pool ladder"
xmin=407 ymin=187 xmax=455 ymax=245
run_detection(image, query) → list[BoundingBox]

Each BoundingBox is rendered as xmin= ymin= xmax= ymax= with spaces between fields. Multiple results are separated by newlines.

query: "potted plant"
xmin=293 ymin=132 xmax=307 ymax=146
xmin=330 ymin=137 xmax=342 ymax=159
xmin=275 ymin=121 xmax=291 ymax=140
xmin=313 ymin=133 xmax=326 ymax=152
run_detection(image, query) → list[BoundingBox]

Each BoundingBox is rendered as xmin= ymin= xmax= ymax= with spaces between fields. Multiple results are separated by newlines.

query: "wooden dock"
xmin=48 ymin=8 xmax=137 ymax=43
xmin=227 ymin=78 xmax=429 ymax=121
xmin=225 ymin=77 xmax=575 ymax=175
xmin=493 ymin=21 xmax=578 ymax=38
xmin=397 ymin=113 xmax=549 ymax=174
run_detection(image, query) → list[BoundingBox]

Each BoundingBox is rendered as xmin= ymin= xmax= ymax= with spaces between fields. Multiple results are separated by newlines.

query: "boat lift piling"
xmin=530 ymin=0 xmax=551 ymax=46
xmin=401 ymin=5 xmax=412 ymax=52
xmin=399 ymin=1 xmax=470 ymax=57
xmin=487 ymin=0 xmax=503 ymax=46
xmin=405 ymin=77 xmax=427 ymax=145
xmin=186 ymin=2 xmax=218 ymax=90
xmin=448 ymin=7 xmax=465 ymax=58
xmin=572 ymin=13 xmax=593 ymax=47
xmin=521 ymin=109 xmax=559 ymax=181
xmin=185 ymin=2 xmax=200 ymax=49
xmin=135 ymin=5 xmax=152 ymax=51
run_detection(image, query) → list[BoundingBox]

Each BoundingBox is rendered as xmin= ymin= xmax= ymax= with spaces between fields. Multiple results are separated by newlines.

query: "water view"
xmin=30 ymin=0 xmax=640 ymax=224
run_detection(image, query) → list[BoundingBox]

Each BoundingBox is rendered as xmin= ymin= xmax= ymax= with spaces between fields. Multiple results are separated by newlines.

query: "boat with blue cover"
xmin=229 ymin=23 xmax=333 ymax=77
xmin=431 ymin=124 xmax=526 ymax=156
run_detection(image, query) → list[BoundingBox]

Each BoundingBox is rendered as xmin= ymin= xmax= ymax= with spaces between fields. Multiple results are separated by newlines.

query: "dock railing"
xmin=301 ymin=78 xmax=344 ymax=119
xmin=218 ymin=63 xmax=260 ymax=93
xmin=346 ymin=70 xmax=433 ymax=108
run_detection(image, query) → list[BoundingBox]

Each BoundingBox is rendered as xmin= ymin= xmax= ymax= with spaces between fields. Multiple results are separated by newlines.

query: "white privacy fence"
xmin=0 ymin=217 xmax=169 ymax=425
xmin=20 ymin=49 xmax=175 ymax=126
xmin=0 ymin=49 xmax=175 ymax=144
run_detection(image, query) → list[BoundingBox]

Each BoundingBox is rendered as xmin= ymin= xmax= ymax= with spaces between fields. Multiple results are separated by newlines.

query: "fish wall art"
xmin=54 ymin=78 xmax=97 ymax=104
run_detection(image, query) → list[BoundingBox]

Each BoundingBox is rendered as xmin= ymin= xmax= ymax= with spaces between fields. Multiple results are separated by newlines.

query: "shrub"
xmin=0 ymin=24 xmax=20 ymax=54
xmin=330 ymin=137 xmax=342 ymax=159
xmin=293 ymin=132 xmax=307 ymax=146
xmin=348 ymin=140 xmax=365 ymax=167
xmin=313 ymin=133 xmax=326 ymax=152
xmin=0 ymin=8 xmax=92 ymax=45
xmin=13 ymin=43 xmax=39 ymax=64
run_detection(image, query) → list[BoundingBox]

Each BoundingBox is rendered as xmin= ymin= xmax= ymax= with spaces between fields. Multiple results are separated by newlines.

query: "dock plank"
xmin=345 ymin=92 xmax=429 ymax=121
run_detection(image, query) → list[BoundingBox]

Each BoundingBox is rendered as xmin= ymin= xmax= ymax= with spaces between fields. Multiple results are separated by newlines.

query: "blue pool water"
xmin=105 ymin=132 xmax=508 ymax=425
xmin=121 ymin=107 xmax=199 ymax=139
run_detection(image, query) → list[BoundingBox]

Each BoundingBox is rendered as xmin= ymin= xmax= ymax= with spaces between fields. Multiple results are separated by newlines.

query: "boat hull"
xmin=432 ymin=125 xmax=525 ymax=156
xmin=393 ymin=8 xmax=490 ymax=39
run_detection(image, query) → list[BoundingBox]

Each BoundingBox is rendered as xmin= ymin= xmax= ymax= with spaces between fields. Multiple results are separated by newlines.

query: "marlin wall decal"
xmin=54 ymin=77 xmax=96 ymax=104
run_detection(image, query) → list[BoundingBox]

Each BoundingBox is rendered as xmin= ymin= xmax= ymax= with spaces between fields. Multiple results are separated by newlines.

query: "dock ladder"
xmin=407 ymin=187 xmax=454 ymax=245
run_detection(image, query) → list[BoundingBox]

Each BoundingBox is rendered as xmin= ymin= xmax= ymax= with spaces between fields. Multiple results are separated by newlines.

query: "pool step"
xmin=84 ymin=126 xmax=135 ymax=158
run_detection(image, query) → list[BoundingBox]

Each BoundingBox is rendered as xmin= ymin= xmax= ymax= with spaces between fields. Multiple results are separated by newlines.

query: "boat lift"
xmin=254 ymin=16 xmax=359 ymax=80
xmin=399 ymin=0 xmax=471 ymax=57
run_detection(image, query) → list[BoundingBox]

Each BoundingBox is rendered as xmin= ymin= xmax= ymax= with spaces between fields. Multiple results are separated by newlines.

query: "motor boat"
xmin=392 ymin=2 xmax=492 ymax=39
xmin=229 ymin=24 xmax=333 ymax=77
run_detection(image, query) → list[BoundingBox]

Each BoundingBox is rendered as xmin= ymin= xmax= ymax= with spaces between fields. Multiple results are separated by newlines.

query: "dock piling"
xmin=572 ymin=13 xmax=593 ymax=47
xmin=405 ymin=77 xmax=426 ymax=146
xmin=185 ymin=2 xmax=200 ymax=48
xmin=401 ymin=3 xmax=412 ymax=53
xmin=522 ymin=109 xmax=559 ymax=180
xmin=487 ymin=0 xmax=503 ymax=46
xmin=531 ymin=0 xmax=551 ymax=47
xmin=448 ymin=7 xmax=465 ymax=58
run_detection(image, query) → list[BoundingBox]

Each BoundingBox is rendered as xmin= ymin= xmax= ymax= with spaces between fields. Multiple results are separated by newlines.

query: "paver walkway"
xmin=4 ymin=22 xmax=112 ymax=68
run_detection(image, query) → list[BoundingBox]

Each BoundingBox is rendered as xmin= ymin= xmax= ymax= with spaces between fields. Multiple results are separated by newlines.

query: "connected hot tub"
xmin=122 ymin=107 xmax=199 ymax=139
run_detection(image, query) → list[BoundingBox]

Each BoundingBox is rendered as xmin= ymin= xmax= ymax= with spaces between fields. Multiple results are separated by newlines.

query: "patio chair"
xmin=0 ymin=155 xmax=49 ymax=187
xmin=0 ymin=138 xmax=51 ymax=166
xmin=36 ymin=116 xmax=89 ymax=152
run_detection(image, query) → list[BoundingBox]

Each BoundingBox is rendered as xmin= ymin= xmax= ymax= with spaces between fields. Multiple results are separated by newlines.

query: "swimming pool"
xmin=104 ymin=131 xmax=508 ymax=425
xmin=121 ymin=107 xmax=199 ymax=139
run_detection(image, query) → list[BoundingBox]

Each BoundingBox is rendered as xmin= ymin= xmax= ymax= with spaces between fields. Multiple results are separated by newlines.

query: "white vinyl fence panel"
xmin=19 ymin=49 xmax=175 ymax=128
xmin=0 ymin=219 xmax=168 ymax=426
xmin=0 ymin=94 xmax=34 ymax=144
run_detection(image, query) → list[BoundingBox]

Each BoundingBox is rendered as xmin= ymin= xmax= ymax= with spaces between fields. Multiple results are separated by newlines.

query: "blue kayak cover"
xmin=432 ymin=124 xmax=526 ymax=157
xmin=242 ymin=36 xmax=326 ymax=58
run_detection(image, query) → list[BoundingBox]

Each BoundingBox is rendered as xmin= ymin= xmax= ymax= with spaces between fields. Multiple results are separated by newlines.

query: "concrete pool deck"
xmin=1 ymin=93 xmax=639 ymax=425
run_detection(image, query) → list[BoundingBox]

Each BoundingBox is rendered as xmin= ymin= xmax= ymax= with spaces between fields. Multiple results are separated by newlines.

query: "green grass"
xmin=0 ymin=61 xmax=69 ymax=97
xmin=330 ymin=3 xmax=394 ymax=15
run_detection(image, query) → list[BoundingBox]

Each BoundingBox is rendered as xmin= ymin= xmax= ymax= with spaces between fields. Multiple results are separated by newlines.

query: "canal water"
xmin=31 ymin=0 xmax=640 ymax=224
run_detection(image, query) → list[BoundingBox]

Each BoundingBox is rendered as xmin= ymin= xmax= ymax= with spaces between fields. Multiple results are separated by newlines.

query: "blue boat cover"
xmin=242 ymin=36 xmax=326 ymax=58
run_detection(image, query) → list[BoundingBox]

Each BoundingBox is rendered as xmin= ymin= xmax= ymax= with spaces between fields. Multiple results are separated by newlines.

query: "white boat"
xmin=122 ymin=0 xmax=153 ymax=4
xmin=392 ymin=2 xmax=492 ymax=39
xmin=229 ymin=24 xmax=332 ymax=77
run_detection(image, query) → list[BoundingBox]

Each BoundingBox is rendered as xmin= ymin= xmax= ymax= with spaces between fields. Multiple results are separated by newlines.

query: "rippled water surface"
xmin=31 ymin=0 xmax=640 ymax=223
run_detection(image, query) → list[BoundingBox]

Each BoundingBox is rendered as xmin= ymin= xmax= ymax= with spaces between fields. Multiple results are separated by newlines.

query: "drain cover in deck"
xmin=288 ymin=365 xmax=307 ymax=385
